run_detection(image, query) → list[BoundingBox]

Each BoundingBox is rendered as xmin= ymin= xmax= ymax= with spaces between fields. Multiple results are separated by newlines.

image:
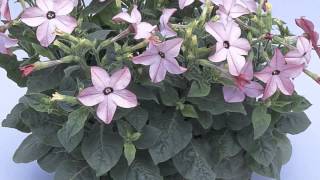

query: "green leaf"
xmin=111 ymin=153 xmax=162 ymax=180
xmin=37 ymin=148 xmax=69 ymax=173
xmin=2 ymin=103 xmax=30 ymax=132
xmin=276 ymin=112 xmax=311 ymax=135
xmin=82 ymin=124 xmax=123 ymax=176
xmin=32 ymin=43 xmax=56 ymax=59
xmin=274 ymin=132 xmax=292 ymax=165
xmin=188 ymin=81 xmax=211 ymax=97
xmin=22 ymin=109 xmax=63 ymax=147
xmin=124 ymin=142 xmax=136 ymax=165
xmin=148 ymin=111 xmax=192 ymax=164
xmin=271 ymin=94 xmax=312 ymax=113
xmin=130 ymin=84 xmax=159 ymax=103
xmin=27 ymin=65 xmax=65 ymax=93
xmin=134 ymin=125 xmax=162 ymax=149
xmin=87 ymin=30 xmax=111 ymax=41
xmin=159 ymin=86 xmax=179 ymax=106
xmin=125 ymin=107 xmax=148 ymax=131
xmin=0 ymin=54 xmax=26 ymax=87
xmin=57 ymin=107 xmax=90 ymax=152
xmin=20 ymin=93 xmax=56 ymax=114
xmin=13 ymin=134 xmax=51 ymax=163
xmin=197 ymin=111 xmax=213 ymax=129
xmin=54 ymin=160 xmax=98 ymax=180
xmin=211 ymin=130 xmax=242 ymax=160
xmin=188 ymin=88 xmax=246 ymax=115
xmin=250 ymin=135 xmax=277 ymax=167
xmin=173 ymin=140 xmax=216 ymax=180
xmin=252 ymin=105 xmax=271 ymax=139
xmin=180 ymin=104 xmax=199 ymax=118
xmin=83 ymin=0 xmax=115 ymax=15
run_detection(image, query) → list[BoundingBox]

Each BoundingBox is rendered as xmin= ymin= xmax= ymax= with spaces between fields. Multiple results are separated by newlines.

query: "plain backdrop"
xmin=1 ymin=0 xmax=319 ymax=180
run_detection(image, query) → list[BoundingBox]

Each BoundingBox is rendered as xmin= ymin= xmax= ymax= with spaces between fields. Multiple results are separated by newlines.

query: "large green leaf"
xmin=134 ymin=125 xmax=162 ymax=149
xmin=13 ymin=134 xmax=51 ymax=163
xmin=188 ymin=81 xmax=211 ymax=97
xmin=82 ymin=124 xmax=123 ymax=176
xmin=252 ymin=105 xmax=271 ymax=139
xmin=276 ymin=112 xmax=311 ymax=135
xmin=2 ymin=103 xmax=30 ymax=133
xmin=37 ymin=148 xmax=69 ymax=173
xmin=148 ymin=111 xmax=192 ymax=164
xmin=274 ymin=132 xmax=292 ymax=165
xmin=125 ymin=107 xmax=148 ymax=131
xmin=159 ymin=86 xmax=179 ymax=106
xmin=0 ymin=54 xmax=26 ymax=87
xmin=110 ymin=154 xmax=162 ymax=180
xmin=188 ymin=88 xmax=247 ymax=115
xmin=20 ymin=93 xmax=57 ymax=114
xmin=54 ymin=160 xmax=98 ymax=180
xmin=57 ymin=107 xmax=90 ymax=152
xmin=173 ymin=140 xmax=216 ymax=180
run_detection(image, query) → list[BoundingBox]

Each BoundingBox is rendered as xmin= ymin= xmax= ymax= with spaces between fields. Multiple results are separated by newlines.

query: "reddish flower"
xmin=19 ymin=64 xmax=35 ymax=77
xmin=295 ymin=17 xmax=319 ymax=49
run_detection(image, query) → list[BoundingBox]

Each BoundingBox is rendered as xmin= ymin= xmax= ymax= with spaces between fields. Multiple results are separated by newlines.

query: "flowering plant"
xmin=1 ymin=0 xmax=319 ymax=179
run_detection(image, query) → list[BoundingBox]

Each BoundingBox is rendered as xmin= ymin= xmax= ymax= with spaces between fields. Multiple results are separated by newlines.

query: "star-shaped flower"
xmin=20 ymin=0 xmax=77 ymax=47
xmin=133 ymin=38 xmax=187 ymax=83
xmin=285 ymin=36 xmax=312 ymax=65
xmin=212 ymin=0 xmax=256 ymax=21
xmin=112 ymin=5 xmax=156 ymax=40
xmin=223 ymin=60 xmax=263 ymax=103
xmin=205 ymin=20 xmax=251 ymax=76
xmin=77 ymin=67 xmax=138 ymax=124
xmin=0 ymin=32 xmax=18 ymax=55
xmin=159 ymin=8 xmax=177 ymax=38
xmin=0 ymin=0 xmax=11 ymax=20
xmin=255 ymin=49 xmax=304 ymax=100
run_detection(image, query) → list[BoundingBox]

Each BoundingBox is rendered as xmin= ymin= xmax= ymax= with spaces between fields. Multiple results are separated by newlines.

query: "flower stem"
xmin=303 ymin=69 xmax=320 ymax=85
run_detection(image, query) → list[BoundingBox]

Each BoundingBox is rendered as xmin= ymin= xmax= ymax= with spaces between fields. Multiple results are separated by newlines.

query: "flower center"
xmin=103 ymin=87 xmax=114 ymax=95
xmin=223 ymin=41 xmax=230 ymax=49
xmin=302 ymin=52 xmax=307 ymax=57
xmin=272 ymin=70 xmax=281 ymax=75
xmin=158 ymin=51 xmax=166 ymax=58
xmin=46 ymin=11 xmax=56 ymax=19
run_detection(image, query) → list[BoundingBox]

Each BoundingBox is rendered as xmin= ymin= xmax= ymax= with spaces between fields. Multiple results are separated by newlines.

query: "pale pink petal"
xmin=276 ymin=76 xmax=294 ymax=95
xmin=179 ymin=0 xmax=195 ymax=9
xmin=205 ymin=21 xmax=227 ymax=42
xmin=255 ymin=66 xmax=273 ymax=83
xmin=36 ymin=0 xmax=54 ymax=11
xmin=36 ymin=20 xmax=56 ymax=47
xmin=77 ymin=87 xmax=105 ymax=106
xmin=53 ymin=15 xmax=77 ymax=33
xmin=1 ymin=0 xmax=11 ymax=20
xmin=164 ymin=57 xmax=187 ymax=75
xmin=91 ymin=66 xmax=110 ymax=90
xmin=149 ymin=61 xmax=167 ymax=83
xmin=237 ymin=0 xmax=257 ymax=12
xmin=132 ymin=46 xmax=161 ymax=65
xmin=226 ymin=21 xmax=241 ymax=42
xmin=53 ymin=0 xmax=74 ymax=15
xmin=285 ymin=49 xmax=304 ymax=65
xmin=1 ymin=33 xmax=18 ymax=48
xmin=159 ymin=8 xmax=177 ymax=38
xmin=112 ymin=12 xmax=136 ymax=23
xmin=110 ymin=67 xmax=131 ymax=90
xmin=134 ymin=22 xmax=156 ymax=40
xmin=21 ymin=7 xmax=47 ymax=27
xmin=228 ymin=4 xmax=250 ymax=18
xmin=227 ymin=51 xmax=246 ymax=76
xmin=240 ymin=60 xmax=253 ymax=80
xmin=209 ymin=44 xmax=228 ymax=62
xmin=97 ymin=97 xmax=117 ymax=124
xmin=131 ymin=5 xmax=142 ymax=23
xmin=110 ymin=89 xmax=138 ymax=108
xmin=243 ymin=81 xmax=264 ymax=98
xmin=280 ymin=64 xmax=304 ymax=78
xmin=230 ymin=38 xmax=250 ymax=55
xmin=270 ymin=48 xmax=286 ymax=69
xmin=223 ymin=86 xmax=245 ymax=103
xmin=158 ymin=38 xmax=183 ymax=58
xmin=262 ymin=76 xmax=278 ymax=100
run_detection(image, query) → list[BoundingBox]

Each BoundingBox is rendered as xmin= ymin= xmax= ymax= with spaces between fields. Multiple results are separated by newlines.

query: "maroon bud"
xmin=19 ymin=64 xmax=35 ymax=77
xmin=264 ymin=32 xmax=273 ymax=40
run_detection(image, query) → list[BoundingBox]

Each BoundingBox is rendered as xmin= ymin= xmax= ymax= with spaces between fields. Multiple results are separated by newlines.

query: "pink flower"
xmin=255 ymin=49 xmax=304 ymax=100
xmin=285 ymin=36 xmax=312 ymax=65
xmin=295 ymin=17 xmax=319 ymax=48
xmin=179 ymin=0 xmax=195 ymax=9
xmin=159 ymin=8 xmax=177 ymax=38
xmin=205 ymin=20 xmax=250 ymax=76
xmin=19 ymin=64 xmax=35 ymax=77
xmin=132 ymin=38 xmax=187 ymax=83
xmin=112 ymin=5 xmax=156 ymax=40
xmin=213 ymin=0 xmax=256 ymax=21
xmin=0 ymin=32 xmax=18 ymax=55
xmin=0 ymin=0 xmax=11 ymax=20
xmin=77 ymin=67 xmax=138 ymax=124
xmin=20 ymin=0 xmax=77 ymax=47
xmin=223 ymin=60 xmax=263 ymax=103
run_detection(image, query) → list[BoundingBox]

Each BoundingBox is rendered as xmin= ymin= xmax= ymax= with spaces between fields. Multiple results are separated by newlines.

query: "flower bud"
xmin=19 ymin=64 xmax=35 ymax=77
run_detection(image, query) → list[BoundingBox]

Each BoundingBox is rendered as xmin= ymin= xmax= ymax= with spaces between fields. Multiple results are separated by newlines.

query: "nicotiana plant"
xmin=1 ymin=0 xmax=319 ymax=180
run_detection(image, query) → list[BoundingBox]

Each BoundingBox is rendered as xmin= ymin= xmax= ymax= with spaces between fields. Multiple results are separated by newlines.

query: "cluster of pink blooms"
xmin=0 ymin=0 xmax=318 ymax=124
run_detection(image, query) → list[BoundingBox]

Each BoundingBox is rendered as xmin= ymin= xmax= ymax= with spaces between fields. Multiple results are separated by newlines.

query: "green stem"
xmin=303 ymin=69 xmax=320 ymax=85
